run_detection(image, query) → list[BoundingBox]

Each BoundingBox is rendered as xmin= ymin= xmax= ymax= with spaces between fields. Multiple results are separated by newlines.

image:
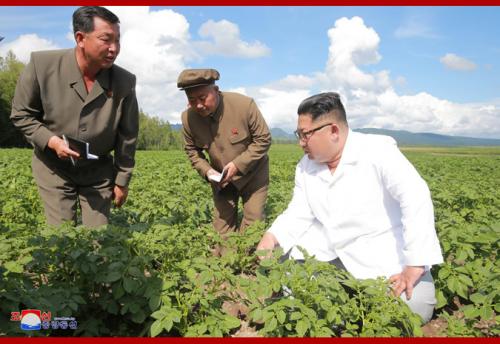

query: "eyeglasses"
xmin=294 ymin=123 xmax=333 ymax=141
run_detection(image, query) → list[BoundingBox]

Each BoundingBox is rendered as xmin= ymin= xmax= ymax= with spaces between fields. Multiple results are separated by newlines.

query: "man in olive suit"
xmin=11 ymin=6 xmax=139 ymax=227
xmin=179 ymin=69 xmax=271 ymax=236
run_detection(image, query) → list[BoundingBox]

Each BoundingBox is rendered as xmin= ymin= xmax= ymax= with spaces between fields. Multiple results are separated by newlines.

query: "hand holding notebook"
xmin=62 ymin=135 xmax=99 ymax=166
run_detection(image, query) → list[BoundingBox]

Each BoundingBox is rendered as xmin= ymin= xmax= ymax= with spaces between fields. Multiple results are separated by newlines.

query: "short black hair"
xmin=297 ymin=92 xmax=347 ymax=125
xmin=72 ymin=6 xmax=120 ymax=35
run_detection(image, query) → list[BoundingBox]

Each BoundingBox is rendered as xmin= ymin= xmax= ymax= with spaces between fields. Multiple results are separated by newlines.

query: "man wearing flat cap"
xmin=178 ymin=68 xmax=271 ymax=238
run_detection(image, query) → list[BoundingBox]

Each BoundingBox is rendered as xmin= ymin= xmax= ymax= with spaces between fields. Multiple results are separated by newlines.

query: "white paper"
xmin=85 ymin=143 xmax=98 ymax=160
xmin=208 ymin=168 xmax=227 ymax=183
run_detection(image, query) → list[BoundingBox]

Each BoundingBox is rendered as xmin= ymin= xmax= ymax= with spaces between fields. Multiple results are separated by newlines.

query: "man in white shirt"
xmin=257 ymin=92 xmax=443 ymax=323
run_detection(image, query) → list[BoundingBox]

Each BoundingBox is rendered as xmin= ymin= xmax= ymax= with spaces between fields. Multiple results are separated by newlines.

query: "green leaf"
xmin=290 ymin=312 xmax=302 ymax=321
xmin=457 ymin=274 xmax=473 ymax=287
xmin=447 ymin=276 xmax=459 ymax=293
xmin=151 ymin=309 xmax=167 ymax=320
xmin=479 ymin=306 xmax=493 ymax=320
xmin=259 ymin=259 xmax=273 ymax=268
xmin=105 ymin=271 xmax=122 ymax=283
xmin=277 ymin=310 xmax=286 ymax=324
xmin=128 ymin=266 xmax=143 ymax=277
xmin=72 ymin=295 xmax=86 ymax=304
xmin=131 ymin=309 xmax=146 ymax=324
xmin=251 ymin=308 xmax=263 ymax=321
xmin=436 ymin=290 xmax=447 ymax=309
xmin=149 ymin=294 xmax=161 ymax=311
xmin=68 ymin=302 xmax=78 ymax=311
xmin=162 ymin=318 xmax=174 ymax=332
xmin=123 ymin=277 xmax=138 ymax=293
xmin=470 ymin=293 xmax=486 ymax=305
xmin=223 ymin=315 xmax=241 ymax=329
xmin=462 ymin=305 xmax=478 ymax=318
xmin=150 ymin=319 xmax=164 ymax=337
xmin=264 ymin=317 xmax=277 ymax=333
xmin=438 ymin=267 xmax=450 ymax=279
xmin=4 ymin=261 xmax=23 ymax=273
xmin=296 ymin=319 xmax=309 ymax=336
xmin=112 ymin=283 xmax=125 ymax=299
xmin=18 ymin=255 xmax=33 ymax=265
xmin=320 ymin=300 xmax=332 ymax=311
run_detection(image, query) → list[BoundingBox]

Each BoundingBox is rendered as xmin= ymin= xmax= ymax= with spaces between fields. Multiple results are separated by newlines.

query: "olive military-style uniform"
xmin=11 ymin=48 xmax=139 ymax=226
xmin=181 ymin=73 xmax=271 ymax=234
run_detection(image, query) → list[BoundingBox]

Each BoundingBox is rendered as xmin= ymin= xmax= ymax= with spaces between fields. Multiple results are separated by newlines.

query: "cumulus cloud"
xmin=243 ymin=16 xmax=499 ymax=138
xmin=105 ymin=6 xmax=194 ymax=121
xmin=440 ymin=53 xmax=477 ymax=71
xmin=0 ymin=34 xmax=59 ymax=63
xmin=108 ymin=9 xmax=270 ymax=121
xmin=195 ymin=19 xmax=270 ymax=58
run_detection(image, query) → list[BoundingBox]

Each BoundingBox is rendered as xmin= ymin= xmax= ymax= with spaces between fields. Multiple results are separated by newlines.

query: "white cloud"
xmin=108 ymin=9 xmax=270 ymax=123
xmin=254 ymin=88 xmax=312 ymax=130
xmin=440 ymin=53 xmax=477 ymax=71
xmin=226 ymin=87 xmax=248 ymax=95
xmin=105 ymin=9 xmax=271 ymax=122
xmin=0 ymin=34 xmax=59 ymax=63
xmin=105 ymin=6 xmax=194 ymax=121
xmin=242 ymin=17 xmax=499 ymax=139
xmin=195 ymin=19 xmax=270 ymax=58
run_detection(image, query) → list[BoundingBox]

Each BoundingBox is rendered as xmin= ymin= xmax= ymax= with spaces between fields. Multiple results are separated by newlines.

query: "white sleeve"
xmin=267 ymin=161 xmax=316 ymax=253
xmin=379 ymin=139 xmax=443 ymax=267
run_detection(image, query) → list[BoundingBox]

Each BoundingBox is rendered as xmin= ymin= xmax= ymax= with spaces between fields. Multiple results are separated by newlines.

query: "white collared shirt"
xmin=268 ymin=130 xmax=443 ymax=279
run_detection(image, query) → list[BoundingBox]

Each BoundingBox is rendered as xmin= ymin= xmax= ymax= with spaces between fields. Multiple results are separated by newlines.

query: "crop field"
xmin=0 ymin=145 xmax=498 ymax=337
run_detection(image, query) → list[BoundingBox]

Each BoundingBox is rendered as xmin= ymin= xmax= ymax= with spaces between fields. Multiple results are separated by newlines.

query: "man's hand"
xmin=47 ymin=135 xmax=80 ymax=160
xmin=113 ymin=185 xmax=128 ymax=208
xmin=220 ymin=161 xmax=238 ymax=188
xmin=256 ymin=232 xmax=278 ymax=260
xmin=389 ymin=265 xmax=425 ymax=300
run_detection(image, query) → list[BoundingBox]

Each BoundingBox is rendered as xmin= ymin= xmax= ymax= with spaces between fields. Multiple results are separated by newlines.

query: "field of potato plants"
xmin=0 ymin=144 xmax=498 ymax=337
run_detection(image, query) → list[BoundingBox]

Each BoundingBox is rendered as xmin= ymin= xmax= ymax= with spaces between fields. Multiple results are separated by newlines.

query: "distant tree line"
xmin=0 ymin=51 xmax=29 ymax=147
xmin=0 ymin=51 xmax=183 ymax=150
xmin=137 ymin=111 xmax=183 ymax=150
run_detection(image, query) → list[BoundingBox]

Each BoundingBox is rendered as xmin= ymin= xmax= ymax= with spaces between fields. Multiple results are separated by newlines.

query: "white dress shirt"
xmin=268 ymin=130 xmax=443 ymax=279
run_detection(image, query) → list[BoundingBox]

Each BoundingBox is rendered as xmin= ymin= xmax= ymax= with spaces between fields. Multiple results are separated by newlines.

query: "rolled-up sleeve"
xmin=380 ymin=140 xmax=443 ymax=267
xmin=114 ymin=79 xmax=139 ymax=187
xmin=232 ymin=99 xmax=271 ymax=175
xmin=267 ymin=162 xmax=316 ymax=252
xmin=10 ymin=52 xmax=55 ymax=149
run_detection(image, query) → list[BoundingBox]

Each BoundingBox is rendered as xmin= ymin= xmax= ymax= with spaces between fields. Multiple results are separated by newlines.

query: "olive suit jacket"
xmin=11 ymin=48 xmax=138 ymax=187
xmin=181 ymin=92 xmax=271 ymax=191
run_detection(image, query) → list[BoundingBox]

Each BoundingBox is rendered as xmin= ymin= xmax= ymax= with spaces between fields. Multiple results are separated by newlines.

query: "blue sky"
xmin=1 ymin=6 xmax=499 ymax=138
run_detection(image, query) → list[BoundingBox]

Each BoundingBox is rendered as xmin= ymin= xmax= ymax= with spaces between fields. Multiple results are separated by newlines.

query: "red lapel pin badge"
xmin=231 ymin=128 xmax=238 ymax=135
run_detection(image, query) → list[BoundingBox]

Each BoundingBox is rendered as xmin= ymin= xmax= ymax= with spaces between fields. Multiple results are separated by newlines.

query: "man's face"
xmin=77 ymin=16 xmax=120 ymax=70
xmin=185 ymin=85 xmax=219 ymax=117
xmin=296 ymin=114 xmax=337 ymax=162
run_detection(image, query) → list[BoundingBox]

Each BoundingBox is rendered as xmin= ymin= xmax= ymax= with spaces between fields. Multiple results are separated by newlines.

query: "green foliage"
xmin=0 ymin=146 xmax=498 ymax=337
xmin=137 ymin=111 xmax=183 ymax=151
xmin=0 ymin=51 xmax=29 ymax=147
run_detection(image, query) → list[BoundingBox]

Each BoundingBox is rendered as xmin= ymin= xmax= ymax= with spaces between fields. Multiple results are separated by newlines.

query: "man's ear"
xmin=75 ymin=31 xmax=85 ymax=48
xmin=330 ymin=123 xmax=340 ymax=137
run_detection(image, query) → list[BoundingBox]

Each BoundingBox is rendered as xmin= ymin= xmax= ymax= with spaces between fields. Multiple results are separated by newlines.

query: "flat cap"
xmin=177 ymin=68 xmax=220 ymax=90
